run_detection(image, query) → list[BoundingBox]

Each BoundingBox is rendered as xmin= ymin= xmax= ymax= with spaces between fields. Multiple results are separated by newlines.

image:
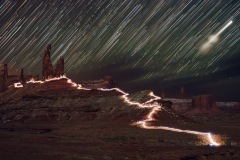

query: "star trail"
xmin=0 ymin=0 xmax=240 ymax=101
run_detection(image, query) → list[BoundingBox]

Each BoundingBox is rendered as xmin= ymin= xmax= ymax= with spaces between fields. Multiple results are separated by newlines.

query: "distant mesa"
xmin=0 ymin=44 xmax=116 ymax=92
xmin=192 ymin=95 xmax=216 ymax=109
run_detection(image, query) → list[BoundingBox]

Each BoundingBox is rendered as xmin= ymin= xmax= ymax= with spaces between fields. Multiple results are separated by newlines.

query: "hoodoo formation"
xmin=0 ymin=44 xmax=116 ymax=92
xmin=42 ymin=44 xmax=55 ymax=79
xmin=2 ymin=44 xmax=240 ymax=158
xmin=55 ymin=56 xmax=65 ymax=77
xmin=42 ymin=44 xmax=65 ymax=79
xmin=0 ymin=63 xmax=39 ymax=92
xmin=40 ymin=44 xmax=116 ymax=88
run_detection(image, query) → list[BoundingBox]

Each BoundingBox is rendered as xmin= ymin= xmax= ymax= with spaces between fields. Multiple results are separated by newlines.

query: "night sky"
xmin=0 ymin=0 xmax=240 ymax=101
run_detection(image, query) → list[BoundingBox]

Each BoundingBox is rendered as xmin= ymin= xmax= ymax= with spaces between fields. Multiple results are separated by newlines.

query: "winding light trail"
xmin=13 ymin=76 xmax=221 ymax=146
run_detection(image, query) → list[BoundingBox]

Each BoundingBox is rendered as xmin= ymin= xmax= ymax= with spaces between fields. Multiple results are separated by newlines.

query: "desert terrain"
xmin=0 ymin=78 xmax=240 ymax=160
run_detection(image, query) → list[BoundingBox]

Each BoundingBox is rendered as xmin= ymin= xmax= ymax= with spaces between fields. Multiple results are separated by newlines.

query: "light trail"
xmin=67 ymin=79 xmax=91 ymax=90
xmin=13 ymin=75 xmax=68 ymax=87
xmin=13 ymin=76 xmax=221 ymax=146
xmin=200 ymin=20 xmax=233 ymax=53
xmin=13 ymin=82 xmax=23 ymax=88
xmin=216 ymin=20 xmax=233 ymax=37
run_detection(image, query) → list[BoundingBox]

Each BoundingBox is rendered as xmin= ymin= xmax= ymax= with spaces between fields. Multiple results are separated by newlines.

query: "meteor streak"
xmin=216 ymin=20 xmax=233 ymax=37
xmin=13 ymin=76 xmax=221 ymax=146
xmin=200 ymin=20 xmax=233 ymax=53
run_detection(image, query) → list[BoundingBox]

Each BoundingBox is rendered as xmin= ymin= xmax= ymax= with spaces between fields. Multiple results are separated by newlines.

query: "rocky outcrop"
xmin=55 ymin=56 xmax=64 ymax=77
xmin=42 ymin=44 xmax=65 ymax=79
xmin=0 ymin=64 xmax=39 ymax=92
xmin=81 ymin=76 xmax=117 ymax=89
xmin=192 ymin=95 xmax=216 ymax=108
xmin=42 ymin=44 xmax=55 ymax=79
xmin=103 ymin=76 xmax=117 ymax=88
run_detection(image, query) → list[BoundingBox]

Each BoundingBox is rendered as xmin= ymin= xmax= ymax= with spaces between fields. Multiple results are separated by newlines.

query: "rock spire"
xmin=42 ymin=44 xmax=64 ymax=79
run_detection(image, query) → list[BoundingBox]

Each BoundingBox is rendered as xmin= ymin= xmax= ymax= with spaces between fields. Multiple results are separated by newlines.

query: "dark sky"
xmin=0 ymin=0 xmax=240 ymax=101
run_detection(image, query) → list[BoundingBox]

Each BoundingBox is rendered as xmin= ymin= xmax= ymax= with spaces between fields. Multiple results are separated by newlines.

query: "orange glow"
xmin=13 ymin=75 xmax=221 ymax=146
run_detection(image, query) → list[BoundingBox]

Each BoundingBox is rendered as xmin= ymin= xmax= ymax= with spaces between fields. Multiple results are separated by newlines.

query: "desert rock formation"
xmin=1 ymin=44 xmax=118 ymax=92
xmin=192 ymin=95 xmax=216 ymax=108
xmin=0 ymin=64 xmax=38 ymax=92
xmin=42 ymin=44 xmax=55 ymax=79
xmin=55 ymin=56 xmax=64 ymax=77
xmin=42 ymin=44 xmax=65 ymax=79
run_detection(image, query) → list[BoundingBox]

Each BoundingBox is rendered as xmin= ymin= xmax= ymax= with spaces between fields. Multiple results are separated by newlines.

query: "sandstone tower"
xmin=42 ymin=44 xmax=55 ymax=79
xmin=42 ymin=44 xmax=65 ymax=79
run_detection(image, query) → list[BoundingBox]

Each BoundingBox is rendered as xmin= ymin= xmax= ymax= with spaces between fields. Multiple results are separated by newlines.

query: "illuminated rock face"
xmin=192 ymin=95 xmax=216 ymax=108
xmin=42 ymin=44 xmax=65 ymax=79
